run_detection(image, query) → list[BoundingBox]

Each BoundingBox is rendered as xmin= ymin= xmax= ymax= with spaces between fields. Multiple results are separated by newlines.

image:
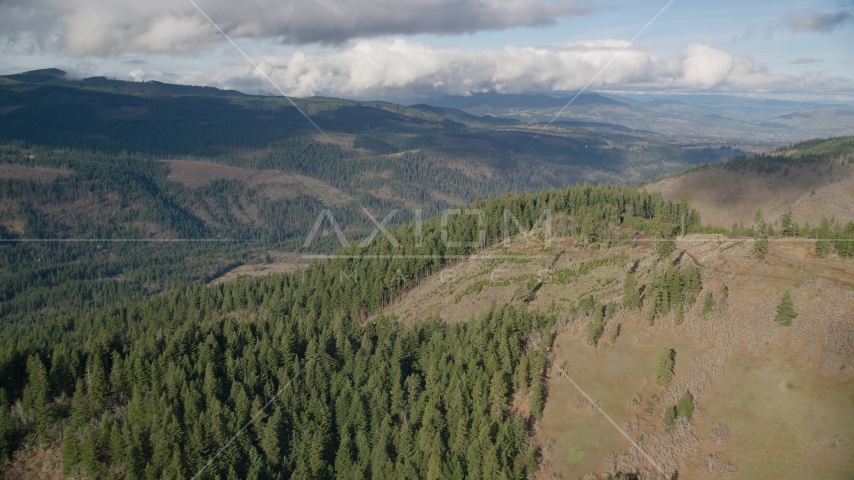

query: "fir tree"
xmin=676 ymin=392 xmax=694 ymax=421
xmin=775 ymin=291 xmax=797 ymax=326
xmin=80 ymin=426 xmax=101 ymax=477
xmin=62 ymin=429 xmax=81 ymax=475
xmin=70 ymin=379 xmax=89 ymax=428
xmin=23 ymin=355 xmax=53 ymax=441
xmin=662 ymin=406 xmax=676 ymax=428
xmin=586 ymin=303 xmax=604 ymax=346
xmin=781 ymin=205 xmax=794 ymax=237
xmin=656 ymin=348 xmax=675 ymax=387
xmin=261 ymin=406 xmax=283 ymax=465
xmin=754 ymin=209 xmax=769 ymax=258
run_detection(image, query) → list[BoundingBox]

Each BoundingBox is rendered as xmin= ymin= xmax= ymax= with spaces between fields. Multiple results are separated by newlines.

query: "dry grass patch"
xmin=537 ymin=322 xmax=705 ymax=478
xmin=0 ymin=164 xmax=71 ymax=182
xmin=698 ymin=345 xmax=854 ymax=479
xmin=209 ymin=256 xmax=309 ymax=284
xmin=648 ymin=162 xmax=854 ymax=227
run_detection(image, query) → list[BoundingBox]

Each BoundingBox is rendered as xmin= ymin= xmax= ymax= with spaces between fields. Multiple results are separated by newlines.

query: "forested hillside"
xmin=0 ymin=70 xmax=742 ymax=321
xmin=0 ymin=183 xmax=697 ymax=479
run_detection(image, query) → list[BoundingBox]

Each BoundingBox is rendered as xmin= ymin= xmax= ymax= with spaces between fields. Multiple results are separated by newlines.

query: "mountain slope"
xmin=647 ymin=136 xmax=854 ymax=228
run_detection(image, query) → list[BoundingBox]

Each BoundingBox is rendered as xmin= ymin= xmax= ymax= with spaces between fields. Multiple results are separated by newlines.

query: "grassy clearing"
xmin=699 ymin=345 xmax=854 ymax=479
xmin=538 ymin=323 xmax=705 ymax=478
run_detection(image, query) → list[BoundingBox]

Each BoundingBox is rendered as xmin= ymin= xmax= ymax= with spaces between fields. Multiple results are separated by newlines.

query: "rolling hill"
xmin=647 ymin=136 xmax=854 ymax=228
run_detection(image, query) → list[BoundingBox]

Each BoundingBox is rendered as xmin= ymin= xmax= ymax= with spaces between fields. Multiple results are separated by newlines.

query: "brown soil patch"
xmin=0 ymin=219 xmax=24 ymax=235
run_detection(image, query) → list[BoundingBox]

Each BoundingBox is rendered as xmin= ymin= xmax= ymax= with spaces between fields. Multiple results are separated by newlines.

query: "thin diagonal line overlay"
xmin=187 ymin=0 xmax=329 ymax=140
xmin=561 ymin=372 xmax=668 ymax=478
xmin=191 ymin=359 xmax=314 ymax=480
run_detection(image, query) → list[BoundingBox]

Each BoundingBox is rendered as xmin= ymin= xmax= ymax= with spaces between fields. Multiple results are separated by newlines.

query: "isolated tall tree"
xmin=662 ymin=406 xmax=677 ymax=428
xmin=781 ymin=206 xmax=794 ymax=237
xmin=586 ymin=306 xmax=604 ymax=347
xmin=676 ymin=392 xmax=694 ymax=421
xmin=656 ymin=348 xmax=675 ymax=387
xmin=775 ymin=291 xmax=797 ymax=326
xmin=754 ymin=209 xmax=769 ymax=258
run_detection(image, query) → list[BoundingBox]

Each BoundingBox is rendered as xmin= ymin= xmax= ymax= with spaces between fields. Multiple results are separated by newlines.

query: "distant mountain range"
xmin=5 ymin=69 xmax=852 ymax=140
xmin=417 ymin=91 xmax=854 ymax=140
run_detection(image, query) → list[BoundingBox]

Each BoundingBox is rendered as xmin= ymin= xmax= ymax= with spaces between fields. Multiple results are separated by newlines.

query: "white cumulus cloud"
xmin=183 ymin=39 xmax=794 ymax=97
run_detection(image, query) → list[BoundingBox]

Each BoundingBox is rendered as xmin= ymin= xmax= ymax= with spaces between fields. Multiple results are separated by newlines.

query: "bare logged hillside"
xmin=647 ymin=139 xmax=854 ymax=228
xmin=381 ymin=231 xmax=854 ymax=479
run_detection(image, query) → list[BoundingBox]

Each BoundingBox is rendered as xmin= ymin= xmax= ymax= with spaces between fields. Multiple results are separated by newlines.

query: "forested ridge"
xmin=0 ymin=183 xmax=698 ymax=479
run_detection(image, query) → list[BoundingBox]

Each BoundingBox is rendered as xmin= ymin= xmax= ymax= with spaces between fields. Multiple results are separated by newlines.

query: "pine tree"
xmin=815 ymin=217 xmax=832 ymax=258
xmin=586 ymin=304 xmax=604 ymax=346
xmin=261 ymin=406 xmax=283 ymax=465
xmin=775 ymin=291 xmax=797 ymax=326
xmin=662 ymin=406 xmax=676 ymax=428
xmin=753 ymin=209 xmax=768 ymax=258
xmin=676 ymin=392 xmax=694 ymax=421
xmin=781 ymin=205 xmax=794 ymax=237
xmin=62 ymin=429 xmax=81 ymax=475
xmin=23 ymin=355 xmax=53 ymax=441
xmin=80 ymin=426 xmax=101 ymax=477
xmin=656 ymin=348 xmax=675 ymax=387
xmin=71 ymin=379 xmax=89 ymax=428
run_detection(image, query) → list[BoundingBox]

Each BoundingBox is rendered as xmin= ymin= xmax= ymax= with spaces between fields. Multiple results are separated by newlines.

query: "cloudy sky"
xmin=1 ymin=0 xmax=852 ymax=101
